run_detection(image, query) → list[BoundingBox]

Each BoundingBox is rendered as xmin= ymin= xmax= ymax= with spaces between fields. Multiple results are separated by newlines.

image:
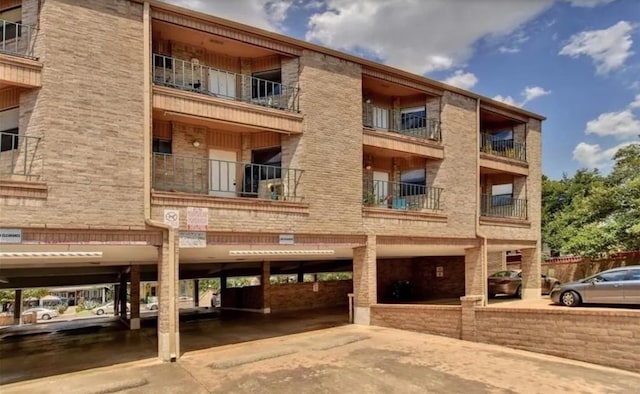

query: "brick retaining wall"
xmin=370 ymin=304 xmax=462 ymax=339
xmin=270 ymin=280 xmax=352 ymax=312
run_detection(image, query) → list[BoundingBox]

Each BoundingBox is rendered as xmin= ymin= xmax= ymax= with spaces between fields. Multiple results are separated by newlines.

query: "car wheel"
xmin=560 ymin=291 xmax=581 ymax=307
xmin=151 ymin=305 xmax=158 ymax=311
xmin=42 ymin=314 xmax=51 ymax=320
xmin=516 ymin=286 xmax=522 ymax=299
xmin=96 ymin=309 xmax=104 ymax=315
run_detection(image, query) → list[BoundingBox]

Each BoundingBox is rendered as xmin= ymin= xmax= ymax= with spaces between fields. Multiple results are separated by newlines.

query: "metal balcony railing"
xmin=1 ymin=19 xmax=35 ymax=57
xmin=363 ymin=178 xmax=443 ymax=211
xmin=362 ymin=103 xmax=441 ymax=142
xmin=480 ymin=133 xmax=526 ymax=161
xmin=481 ymin=194 xmax=527 ymax=219
xmin=0 ymin=132 xmax=41 ymax=176
xmin=152 ymin=153 xmax=303 ymax=200
xmin=152 ymin=54 xmax=300 ymax=112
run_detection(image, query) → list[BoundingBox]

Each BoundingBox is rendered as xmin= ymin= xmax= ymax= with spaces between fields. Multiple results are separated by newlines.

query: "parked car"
xmin=23 ymin=307 xmax=58 ymax=321
xmin=488 ymin=270 xmax=560 ymax=298
xmin=550 ymin=266 xmax=640 ymax=307
xmin=92 ymin=301 xmax=130 ymax=315
xmin=146 ymin=296 xmax=158 ymax=311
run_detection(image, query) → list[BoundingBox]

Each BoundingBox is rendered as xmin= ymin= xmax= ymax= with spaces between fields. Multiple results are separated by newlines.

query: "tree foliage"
xmin=542 ymin=142 xmax=640 ymax=258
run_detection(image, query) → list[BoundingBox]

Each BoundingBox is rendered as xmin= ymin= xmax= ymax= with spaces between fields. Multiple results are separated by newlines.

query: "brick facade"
xmin=270 ymin=280 xmax=352 ymax=312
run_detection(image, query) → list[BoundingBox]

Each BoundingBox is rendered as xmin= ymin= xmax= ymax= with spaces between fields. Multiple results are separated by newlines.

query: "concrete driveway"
xmin=3 ymin=325 xmax=639 ymax=394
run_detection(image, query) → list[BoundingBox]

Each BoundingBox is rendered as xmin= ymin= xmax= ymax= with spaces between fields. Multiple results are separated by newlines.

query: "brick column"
xmin=460 ymin=295 xmax=482 ymax=341
xmin=487 ymin=251 xmax=506 ymax=274
xmin=114 ymin=284 xmax=120 ymax=317
xmin=119 ymin=275 xmax=127 ymax=320
xmin=158 ymin=231 xmax=180 ymax=361
xmin=262 ymin=262 xmax=271 ymax=314
xmin=521 ymin=247 xmax=541 ymax=299
xmin=13 ymin=289 xmax=22 ymax=325
xmin=240 ymin=58 xmax=252 ymax=101
xmin=465 ymin=246 xmax=485 ymax=300
xmin=353 ymin=234 xmax=376 ymax=325
xmin=130 ymin=265 xmax=141 ymax=330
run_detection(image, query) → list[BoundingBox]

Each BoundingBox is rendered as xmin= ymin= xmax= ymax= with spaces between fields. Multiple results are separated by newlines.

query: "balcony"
xmin=0 ymin=131 xmax=41 ymax=178
xmin=363 ymin=102 xmax=441 ymax=142
xmin=1 ymin=20 xmax=35 ymax=58
xmin=480 ymin=133 xmax=526 ymax=162
xmin=152 ymin=153 xmax=303 ymax=201
xmin=363 ymin=178 xmax=443 ymax=211
xmin=153 ymin=54 xmax=299 ymax=113
xmin=480 ymin=194 xmax=527 ymax=220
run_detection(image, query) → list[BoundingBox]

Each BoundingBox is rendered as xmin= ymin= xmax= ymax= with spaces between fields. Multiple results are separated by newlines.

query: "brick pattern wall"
xmin=475 ymin=308 xmax=640 ymax=373
xmin=270 ymin=280 xmax=352 ymax=312
xmin=221 ymin=285 xmax=264 ymax=310
xmin=371 ymin=304 xmax=462 ymax=339
xmin=376 ymin=256 xmax=465 ymax=302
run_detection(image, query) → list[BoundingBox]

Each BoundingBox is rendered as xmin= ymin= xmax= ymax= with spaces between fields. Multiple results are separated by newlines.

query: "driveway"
xmin=3 ymin=325 xmax=639 ymax=394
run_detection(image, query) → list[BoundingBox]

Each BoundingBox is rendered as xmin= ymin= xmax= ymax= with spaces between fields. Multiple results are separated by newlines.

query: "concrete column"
xmin=465 ymin=246 xmax=485 ymax=302
xmin=521 ymin=247 xmax=541 ymax=299
xmin=13 ymin=289 xmax=22 ymax=325
xmin=193 ymin=280 xmax=199 ymax=307
xmin=353 ymin=234 xmax=376 ymax=325
xmin=460 ymin=295 xmax=482 ymax=341
xmin=157 ymin=231 xmax=180 ymax=362
xmin=262 ymin=262 xmax=271 ymax=314
xmin=130 ymin=265 xmax=141 ymax=330
xmin=119 ymin=274 xmax=127 ymax=320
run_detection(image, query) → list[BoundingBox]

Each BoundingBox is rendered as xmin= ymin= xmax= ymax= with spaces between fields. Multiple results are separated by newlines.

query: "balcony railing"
xmin=152 ymin=54 xmax=300 ymax=112
xmin=481 ymin=194 xmax=527 ymax=219
xmin=0 ymin=132 xmax=41 ymax=177
xmin=363 ymin=178 xmax=443 ymax=211
xmin=480 ymin=133 xmax=526 ymax=161
xmin=152 ymin=153 xmax=303 ymax=201
xmin=1 ymin=20 xmax=35 ymax=57
xmin=362 ymin=103 xmax=441 ymax=142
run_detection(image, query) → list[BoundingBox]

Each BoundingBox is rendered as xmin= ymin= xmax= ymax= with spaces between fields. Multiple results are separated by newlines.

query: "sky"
xmin=163 ymin=0 xmax=640 ymax=179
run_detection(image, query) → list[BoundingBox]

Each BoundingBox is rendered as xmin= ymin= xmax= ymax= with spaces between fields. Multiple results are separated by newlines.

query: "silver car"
xmin=551 ymin=266 xmax=640 ymax=307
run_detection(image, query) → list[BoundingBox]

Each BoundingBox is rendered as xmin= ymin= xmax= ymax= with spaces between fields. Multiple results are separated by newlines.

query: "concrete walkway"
xmin=3 ymin=325 xmax=639 ymax=394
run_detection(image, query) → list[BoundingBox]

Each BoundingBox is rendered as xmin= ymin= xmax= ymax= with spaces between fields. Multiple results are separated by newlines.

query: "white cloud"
xmin=305 ymin=0 xmax=553 ymax=74
xmin=573 ymin=142 xmax=634 ymax=169
xmin=566 ymin=0 xmax=616 ymax=7
xmin=499 ymin=46 xmax=520 ymax=54
xmin=443 ymin=70 xmax=478 ymax=90
xmin=630 ymin=94 xmax=640 ymax=109
xmin=493 ymin=86 xmax=551 ymax=107
xmin=160 ymin=0 xmax=293 ymax=31
xmin=559 ymin=21 xmax=634 ymax=75
xmin=586 ymin=109 xmax=640 ymax=139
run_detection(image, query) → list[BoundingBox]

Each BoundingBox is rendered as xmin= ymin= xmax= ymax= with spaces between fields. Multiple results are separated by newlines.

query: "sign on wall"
xmin=279 ymin=234 xmax=294 ymax=245
xmin=0 ymin=229 xmax=22 ymax=244
xmin=163 ymin=209 xmax=180 ymax=229
xmin=179 ymin=232 xmax=207 ymax=248
xmin=436 ymin=266 xmax=444 ymax=278
xmin=186 ymin=207 xmax=209 ymax=231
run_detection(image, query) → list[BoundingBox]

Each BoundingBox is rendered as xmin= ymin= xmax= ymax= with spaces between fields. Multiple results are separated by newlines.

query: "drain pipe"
xmin=142 ymin=1 xmax=178 ymax=361
xmin=475 ymin=98 xmax=488 ymax=307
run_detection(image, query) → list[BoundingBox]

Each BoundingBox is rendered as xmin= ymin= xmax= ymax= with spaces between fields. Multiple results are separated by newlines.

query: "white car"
xmin=92 ymin=301 xmax=130 ymax=315
xmin=23 ymin=307 xmax=58 ymax=321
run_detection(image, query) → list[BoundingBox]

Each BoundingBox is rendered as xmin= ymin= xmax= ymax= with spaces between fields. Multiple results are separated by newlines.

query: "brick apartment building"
xmin=0 ymin=0 xmax=543 ymax=361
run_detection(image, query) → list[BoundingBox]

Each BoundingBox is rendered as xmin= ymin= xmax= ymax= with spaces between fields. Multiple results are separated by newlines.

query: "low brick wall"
xmin=475 ymin=307 xmax=640 ymax=372
xmin=0 ymin=312 xmax=36 ymax=326
xmin=270 ymin=280 xmax=352 ymax=312
xmin=370 ymin=304 xmax=462 ymax=339
xmin=221 ymin=285 xmax=263 ymax=310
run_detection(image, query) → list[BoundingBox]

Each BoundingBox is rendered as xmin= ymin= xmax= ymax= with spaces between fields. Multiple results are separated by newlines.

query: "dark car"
xmin=550 ymin=266 xmax=640 ymax=307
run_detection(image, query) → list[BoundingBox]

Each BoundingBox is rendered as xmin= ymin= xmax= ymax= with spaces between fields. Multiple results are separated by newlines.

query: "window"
xmin=154 ymin=55 xmax=173 ymax=70
xmin=491 ymin=184 xmax=513 ymax=206
xmin=152 ymin=138 xmax=172 ymax=154
xmin=244 ymin=146 xmax=282 ymax=194
xmin=0 ymin=128 xmax=18 ymax=152
xmin=401 ymin=107 xmax=426 ymax=130
xmin=252 ymin=69 xmax=281 ymax=99
xmin=592 ymin=270 xmax=628 ymax=283
xmin=0 ymin=6 xmax=22 ymax=42
xmin=628 ymin=270 xmax=640 ymax=281
xmin=399 ymin=168 xmax=426 ymax=196
xmin=1 ymin=107 xmax=19 ymax=152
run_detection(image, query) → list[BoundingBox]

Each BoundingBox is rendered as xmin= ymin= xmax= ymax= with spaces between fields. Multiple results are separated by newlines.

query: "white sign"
xmin=279 ymin=234 xmax=294 ymax=245
xmin=163 ymin=209 xmax=179 ymax=229
xmin=187 ymin=207 xmax=208 ymax=231
xmin=312 ymin=282 xmax=319 ymax=292
xmin=179 ymin=232 xmax=207 ymax=248
xmin=0 ymin=229 xmax=22 ymax=244
xmin=436 ymin=266 xmax=444 ymax=278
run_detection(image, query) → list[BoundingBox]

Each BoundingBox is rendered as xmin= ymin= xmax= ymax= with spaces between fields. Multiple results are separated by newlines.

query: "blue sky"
xmin=166 ymin=0 xmax=640 ymax=179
